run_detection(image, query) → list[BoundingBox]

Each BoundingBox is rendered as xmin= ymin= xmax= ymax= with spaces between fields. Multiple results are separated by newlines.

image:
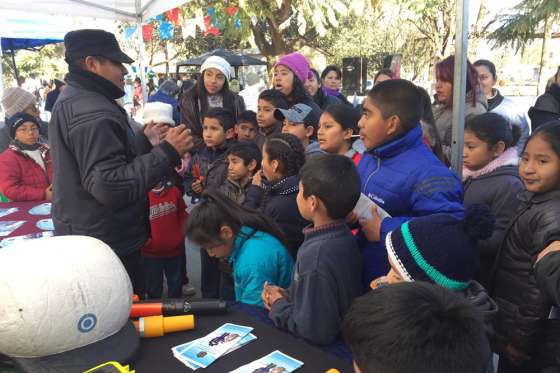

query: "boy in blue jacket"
xmin=357 ymin=79 xmax=463 ymax=286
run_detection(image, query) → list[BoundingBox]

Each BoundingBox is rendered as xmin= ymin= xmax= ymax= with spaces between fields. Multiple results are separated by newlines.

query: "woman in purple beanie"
xmin=272 ymin=52 xmax=322 ymax=123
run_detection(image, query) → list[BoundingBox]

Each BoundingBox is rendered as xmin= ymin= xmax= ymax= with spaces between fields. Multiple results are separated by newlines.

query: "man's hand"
xmin=359 ymin=206 xmax=383 ymax=242
xmin=164 ymin=124 xmax=193 ymax=156
xmin=191 ymin=180 xmax=204 ymax=194
xmin=45 ymin=185 xmax=53 ymax=201
xmin=537 ymin=241 xmax=560 ymax=264
xmin=144 ymin=122 xmax=168 ymax=146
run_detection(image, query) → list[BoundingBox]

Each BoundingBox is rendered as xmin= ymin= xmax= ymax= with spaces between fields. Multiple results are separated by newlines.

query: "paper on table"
xmin=0 ymin=231 xmax=54 ymax=248
xmin=0 ymin=221 xmax=25 ymax=237
xmin=28 ymin=203 xmax=52 ymax=215
xmin=173 ymin=333 xmax=257 ymax=370
xmin=354 ymin=193 xmax=391 ymax=221
xmin=0 ymin=208 xmax=18 ymax=218
xmin=173 ymin=323 xmax=254 ymax=368
xmin=229 ymin=350 xmax=304 ymax=373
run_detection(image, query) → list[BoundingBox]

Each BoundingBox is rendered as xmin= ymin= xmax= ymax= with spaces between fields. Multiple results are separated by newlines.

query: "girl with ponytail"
xmin=185 ymin=190 xmax=293 ymax=306
xmin=244 ymin=133 xmax=308 ymax=257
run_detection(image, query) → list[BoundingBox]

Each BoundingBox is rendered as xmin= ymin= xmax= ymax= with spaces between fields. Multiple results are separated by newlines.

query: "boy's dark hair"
xmin=473 ymin=59 xmax=497 ymax=80
xmin=367 ymin=79 xmax=422 ymax=132
xmin=228 ymin=141 xmax=262 ymax=171
xmin=465 ymin=112 xmax=519 ymax=149
xmin=259 ymin=89 xmax=290 ymax=109
xmin=185 ymin=190 xmax=286 ymax=248
xmin=237 ymin=110 xmax=258 ymax=128
xmin=299 ymin=154 xmax=360 ymax=220
xmin=203 ymin=107 xmax=235 ymax=131
xmin=264 ymin=133 xmax=306 ymax=177
xmin=343 ymin=282 xmax=491 ymax=373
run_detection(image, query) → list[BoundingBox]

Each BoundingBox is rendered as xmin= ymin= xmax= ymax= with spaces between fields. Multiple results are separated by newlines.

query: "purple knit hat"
xmin=274 ymin=52 xmax=312 ymax=83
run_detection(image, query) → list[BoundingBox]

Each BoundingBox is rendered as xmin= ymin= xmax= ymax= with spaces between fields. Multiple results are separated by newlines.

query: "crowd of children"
xmin=3 ymin=47 xmax=559 ymax=373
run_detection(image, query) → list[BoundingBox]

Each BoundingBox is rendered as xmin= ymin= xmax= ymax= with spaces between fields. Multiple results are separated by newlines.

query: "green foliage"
xmin=2 ymin=44 xmax=65 ymax=85
xmin=489 ymin=0 xmax=560 ymax=50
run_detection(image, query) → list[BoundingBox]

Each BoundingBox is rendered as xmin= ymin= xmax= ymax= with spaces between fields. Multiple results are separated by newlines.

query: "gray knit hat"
xmin=1 ymin=87 xmax=36 ymax=119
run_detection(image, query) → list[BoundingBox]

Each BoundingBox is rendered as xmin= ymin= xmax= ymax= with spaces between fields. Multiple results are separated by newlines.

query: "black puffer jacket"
xmin=490 ymin=189 xmax=560 ymax=364
xmin=535 ymin=251 xmax=560 ymax=370
xmin=178 ymin=83 xmax=245 ymax=152
xmin=464 ymin=165 xmax=524 ymax=287
xmin=528 ymin=84 xmax=560 ymax=132
xmin=244 ymin=175 xmax=309 ymax=257
xmin=49 ymin=68 xmax=180 ymax=257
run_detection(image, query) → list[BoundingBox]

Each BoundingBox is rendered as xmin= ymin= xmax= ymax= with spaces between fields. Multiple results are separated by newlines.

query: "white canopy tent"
xmin=0 ymin=0 xmax=188 ymax=106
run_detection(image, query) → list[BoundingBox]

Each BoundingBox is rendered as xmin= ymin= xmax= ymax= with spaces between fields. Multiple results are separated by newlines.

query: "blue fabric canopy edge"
xmin=1 ymin=37 xmax=63 ymax=52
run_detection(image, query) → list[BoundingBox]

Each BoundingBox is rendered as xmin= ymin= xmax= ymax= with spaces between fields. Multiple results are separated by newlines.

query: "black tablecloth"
xmin=133 ymin=304 xmax=354 ymax=372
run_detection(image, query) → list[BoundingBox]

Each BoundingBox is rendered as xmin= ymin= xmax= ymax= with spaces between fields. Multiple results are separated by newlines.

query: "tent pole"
xmin=136 ymin=0 xmax=148 ymax=106
xmin=9 ymin=40 xmax=20 ymax=87
xmin=0 ymin=40 xmax=4 ymax=103
xmin=450 ymin=0 xmax=469 ymax=178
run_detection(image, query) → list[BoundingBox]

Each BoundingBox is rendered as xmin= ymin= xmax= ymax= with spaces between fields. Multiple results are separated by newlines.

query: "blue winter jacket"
xmin=229 ymin=226 xmax=294 ymax=306
xmin=357 ymin=124 xmax=464 ymax=285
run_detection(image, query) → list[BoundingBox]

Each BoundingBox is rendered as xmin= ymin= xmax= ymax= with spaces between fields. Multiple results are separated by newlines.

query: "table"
xmin=134 ymin=304 xmax=354 ymax=373
xmin=0 ymin=201 xmax=53 ymax=244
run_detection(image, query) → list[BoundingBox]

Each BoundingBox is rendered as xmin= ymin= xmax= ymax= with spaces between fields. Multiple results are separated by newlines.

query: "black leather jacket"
xmin=49 ymin=68 xmax=180 ymax=256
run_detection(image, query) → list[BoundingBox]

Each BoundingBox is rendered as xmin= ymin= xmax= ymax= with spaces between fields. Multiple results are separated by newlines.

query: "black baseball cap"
xmin=64 ymin=29 xmax=134 ymax=64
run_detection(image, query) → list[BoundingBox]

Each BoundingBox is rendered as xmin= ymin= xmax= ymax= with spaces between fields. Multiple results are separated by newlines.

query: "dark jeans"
xmin=119 ymin=250 xmax=145 ymax=298
xmin=200 ymin=250 xmax=221 ymax=298
xmin=200 ymin=250 xmax=235 ymax=300
xmin=143 ymin=255 xmax=183 ymax=299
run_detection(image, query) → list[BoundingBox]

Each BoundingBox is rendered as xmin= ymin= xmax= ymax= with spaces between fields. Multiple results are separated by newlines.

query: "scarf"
xmin=66 ymin=65 xmax=125 ymax=100
xmin=487 ymin=89 xmax=505 ymax=112
xmin=462 ymin=147 xmax=519 ymax=181
xmin=321 ymin=86 xmax=340 ymax=97
xmin=12 ymin=139 xmax=41 ymax=151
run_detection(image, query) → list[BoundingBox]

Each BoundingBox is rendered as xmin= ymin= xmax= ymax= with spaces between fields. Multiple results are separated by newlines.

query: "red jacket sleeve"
xmin=0 ymin=150 xmax=46 ymax=201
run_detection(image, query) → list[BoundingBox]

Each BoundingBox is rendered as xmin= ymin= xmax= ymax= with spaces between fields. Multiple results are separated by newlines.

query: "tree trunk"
xmin=469 ymin=0 xmax=487 ymax=60
xmin=537 ymin=13 xmax=553 ymax=95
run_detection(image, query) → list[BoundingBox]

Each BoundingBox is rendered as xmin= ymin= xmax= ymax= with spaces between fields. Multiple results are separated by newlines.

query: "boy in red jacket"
xmin=142 ymin=180 xmax=188 ymax=299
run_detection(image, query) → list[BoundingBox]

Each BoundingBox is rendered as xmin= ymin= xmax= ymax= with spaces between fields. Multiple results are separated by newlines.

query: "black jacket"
xmin=464 ymin=165 xmax=524 ymax=287
xmin=528 ymin=84 xmax=560 ymax=131
xmin=535 ymin=251 xmax=560 ymax=370
xmin=244 ymin=175 xmax=308 ymax=257
xmin=49 ymin=68 xmax=180 ymax=256
xmin=491 ymin=190 xmax=560 ymax=361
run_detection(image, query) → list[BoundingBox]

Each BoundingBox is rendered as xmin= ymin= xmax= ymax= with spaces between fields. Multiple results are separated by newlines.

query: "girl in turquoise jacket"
xmin=185 ymin=191 xmax=293 ymax=306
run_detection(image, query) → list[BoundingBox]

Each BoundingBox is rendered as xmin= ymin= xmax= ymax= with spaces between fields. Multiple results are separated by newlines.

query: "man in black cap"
xmin=49 ymin=29 xmax=193 ymax=295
